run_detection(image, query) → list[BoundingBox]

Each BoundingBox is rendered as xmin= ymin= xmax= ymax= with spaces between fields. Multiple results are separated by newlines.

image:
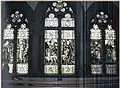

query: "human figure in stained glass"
xmin=105 ymin=44 xmax=116 ymax=63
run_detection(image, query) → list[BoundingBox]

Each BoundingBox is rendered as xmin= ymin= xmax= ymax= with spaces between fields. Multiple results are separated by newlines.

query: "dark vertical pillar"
xmin=76 ymin=2 xmax=84 ymax=78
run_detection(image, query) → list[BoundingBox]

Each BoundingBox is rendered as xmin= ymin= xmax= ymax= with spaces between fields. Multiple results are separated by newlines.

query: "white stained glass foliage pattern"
xmin=61 ymin=30 xmax=75 ymax=74
xmin=3 ymin=24 xmax=14 ymax=73
xmin=17 ymin=24 xmax=29 ymax=74
xmin=105 ymin=25 xmax=115 ymax=39
xmin=91 ymin=65 xmax=102 ymax=74
xmin=90 ymin=24 xmax=102 ymax=39
xmin=61 ymin=30 xmax=74 ymax=39
xmin=45 ymin=13 xmax=58 ymax=27
xmin=44 ymin=30 xmax=58 ymax=74
xmin=45 ymin=30 xmax=58 ymax=39
xmin=17 ymin=64 xmax=28 ymax=74
xmin=61 ymin=14 xmax=75 ymax=27
xmin=3 ymin=24 xmax=14 ymax=39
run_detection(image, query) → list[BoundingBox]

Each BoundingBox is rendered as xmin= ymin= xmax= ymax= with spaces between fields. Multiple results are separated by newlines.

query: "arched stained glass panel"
xmin=44 ymin=1 xmax=75 ymax=75
xmin=44 ymin=30 xmax=58 ymax=74
xmin=90 ymin=24 xmax=102 ymax=74
xmin=17 ymin=24 xmax=29 ymax=74
xmin=90 ymin=11 xmax=118 ymax=75
xmin=61 ymin=30 xmax=75 ymax=74
xmin=2 ymin=10 xmax=29 ymax=75
xmin=3 ymin=24 xmax=14 ymax=73
xmin=105 ymin=25 xmax=117 ymax=74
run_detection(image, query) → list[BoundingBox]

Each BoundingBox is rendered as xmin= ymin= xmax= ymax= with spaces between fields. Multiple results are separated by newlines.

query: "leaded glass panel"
xmin=45 ymin=13 xmax=58 ymax=27
xmin=91 ymin=65 xmax=102 ymax=74
xmin=44 ymin=1 xmax=75 ymax=75
xmin=91 ymin=40 xmax=102 ymax=64
xmin=90 ymin=24 xmax=102 ymax=74
xmin=96 ymin=11 xmax=108 ymax=24
xmin=105 ymin=25 xmax=117 ymax=74
xmin=90 ymin=11 xmax=118 ymax=75
xmin=52 ymin=1 xmax=67 ymax=12
xmin=106 ymin=64 xmax=116 ymax=74
xmin=61 ymin=30 xmax=75 ymax=74
xmin=2 ymin=24 xmax=14 ymax=73
xmin=105 ymin=40 xmax=116 ymax=63
xmin=17 ymin=24 xmax=29 ymax=74
xmin=90 ymin=24 xmax=102 ymax=39
xmin=44 ymin=30 xmax=58 ymax=74
xmin=61 ymin=13 xmax=75 ymax=27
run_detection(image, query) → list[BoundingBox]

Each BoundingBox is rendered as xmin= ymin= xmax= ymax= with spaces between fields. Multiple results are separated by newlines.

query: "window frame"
xmin=86 ymin=2 xmax=119 ymax=77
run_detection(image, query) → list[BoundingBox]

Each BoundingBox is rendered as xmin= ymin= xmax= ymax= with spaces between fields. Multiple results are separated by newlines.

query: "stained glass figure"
xmin=90 ymin=24 xmax=102 ymax=74
xmin=105 ymin=25 xmax=117 ymax=74
xmin=105 ymin=40 xmax=116 ymax=63
xmin=17 ymin=24 xmax=29 ymax=74
xmin=44 ymin=30 xmax=58 ymax=74
xmin=61 ymin=13 xmax=75 ymax=27
xmin=61 ymin=30 xmax=75 ymax=74
xmin=45 ymin=13 xmax=58 ymax=27
xmin=44 ymin=1 xmax=75 ymax=75
xmin=2 ymin=24 xmax=14 ymax=73
xmin=91 ymin=40 xmax=102 ymax=64
xmin=105 ymin=25 xmax=116 ymax=63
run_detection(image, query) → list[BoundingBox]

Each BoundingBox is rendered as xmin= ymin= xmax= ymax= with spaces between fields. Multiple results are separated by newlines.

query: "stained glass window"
xmin=105 ymin=25 xmax=117 ymax=74
xmin=17 ymin=24 xmax=29 ymax=74
xmin=2 ymin=11 xmax=29 ymax=75
xmin=90 ymin=24 xmax=102 ymax=74
xmin=90 ymin=11 xmax=117 ymax=75
xmin=3 ymin=24 xmax=14 ymax=73
xmin=44 ymin=30 xmax=58 ymax=74
xmin=61 ymin=30 xmax=75 ymax=74
xmin=44 ymin=1 xmax=75 ymax=75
